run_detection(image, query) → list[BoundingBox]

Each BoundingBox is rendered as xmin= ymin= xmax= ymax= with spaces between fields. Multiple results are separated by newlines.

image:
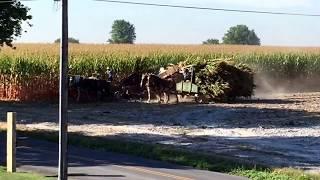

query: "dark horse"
xmin=69 ymin=75 xmax=111 ymax=102
xmin=119 ymin=73 xmax=144 ymax=99
xmin=140 ymin=74 xmax=178 ymax=103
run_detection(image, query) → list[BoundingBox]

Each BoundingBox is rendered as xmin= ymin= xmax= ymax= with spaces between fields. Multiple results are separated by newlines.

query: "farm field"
xmin=1 ymin=44 xmax=320 ymax=101
xmin=2 ymin=44 xmax=320 ymax=77
xmin=0 ymin=44 xmax=320 ymax=177
xmin=0 ymin=92 xmax=319 ymax=174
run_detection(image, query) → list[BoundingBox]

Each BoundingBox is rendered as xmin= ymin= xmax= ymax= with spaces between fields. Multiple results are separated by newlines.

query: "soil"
xmin=0 ymin=92 xmax=319 ymax=173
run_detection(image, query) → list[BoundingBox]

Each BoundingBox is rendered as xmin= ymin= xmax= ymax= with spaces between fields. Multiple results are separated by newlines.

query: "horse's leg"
xmin=175 ymin=93 xmax=179 ymax=103
xmin=156 ymin=91 xmax=161 ymax=103
xmin=164 ymin=92 xmax=169 ymax=104
xmin=86 ymin=90 xmax=90 ymax=102
xmin=147 ymin=87 xmax=151 ymax=103
xmin=76 ymin=87 xmax=81 ymax=102
xmin=177 ymin=94 xmax=181 ymax=102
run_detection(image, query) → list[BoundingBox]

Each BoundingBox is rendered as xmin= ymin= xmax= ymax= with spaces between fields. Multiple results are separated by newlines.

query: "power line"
xmin=94 ymin=0 xmax=320 ymax=17
xmin=0 ymin=0 xmax=36 ymax=2
xmin=2 ymin=0 xmax=319 ymax=17
xmin=0 ymin=0 xmax=37 ymax=3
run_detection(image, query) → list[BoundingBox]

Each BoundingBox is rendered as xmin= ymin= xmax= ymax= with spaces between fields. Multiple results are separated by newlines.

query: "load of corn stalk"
xmin=193 ymin=59 xmax=255 ymax=101
xmin=161 ymin=58 xmax=254 ymax=101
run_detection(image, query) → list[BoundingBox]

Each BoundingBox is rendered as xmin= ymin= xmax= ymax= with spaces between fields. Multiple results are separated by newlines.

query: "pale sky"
xmin=17 ymin=0 xmax=320 ymax=46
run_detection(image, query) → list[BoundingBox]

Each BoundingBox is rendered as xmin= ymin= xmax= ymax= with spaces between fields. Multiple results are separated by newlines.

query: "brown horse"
xmin=119 ymin=73 xmax=144 ymax=100
xmin=140 ymin=74 xmax=178 ymax=103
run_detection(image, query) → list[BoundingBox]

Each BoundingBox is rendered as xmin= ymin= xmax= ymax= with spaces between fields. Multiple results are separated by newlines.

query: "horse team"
xmin=69 ymin=67 xmax=188 ymax=103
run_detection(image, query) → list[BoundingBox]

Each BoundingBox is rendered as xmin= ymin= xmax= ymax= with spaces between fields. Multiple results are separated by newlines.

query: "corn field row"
xmin=0 ymin=44 xmax=320 ymax=101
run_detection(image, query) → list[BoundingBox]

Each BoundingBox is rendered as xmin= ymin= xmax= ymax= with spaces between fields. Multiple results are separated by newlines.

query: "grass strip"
xmin=0 ymin=166 xmax=50 ymax=180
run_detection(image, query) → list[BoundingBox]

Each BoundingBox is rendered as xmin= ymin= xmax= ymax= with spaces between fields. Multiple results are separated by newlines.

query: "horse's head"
xmin=170 ymin=72 xmax=184 ymax=83
xmin=69 ymin=75 xmax=81 ymax=87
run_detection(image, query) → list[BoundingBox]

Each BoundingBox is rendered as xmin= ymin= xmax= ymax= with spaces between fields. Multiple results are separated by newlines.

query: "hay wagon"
xmin=175 ymin=66 xmax=208 ymax=103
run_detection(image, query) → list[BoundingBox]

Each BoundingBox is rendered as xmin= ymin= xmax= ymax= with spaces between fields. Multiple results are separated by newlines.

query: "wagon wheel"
xmin=195 ymin=94 xmax=208 ymax=104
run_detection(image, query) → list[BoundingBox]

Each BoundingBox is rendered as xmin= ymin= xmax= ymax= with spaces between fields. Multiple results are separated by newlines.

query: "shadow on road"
xmin=0 ymin=95 xmax=319 ymax=173
xmin=0 ymin=97 xmax=319 ymax=129
xmin=0 ymin=132 xmax=192 ymax=170
xmin=46 ymin=173 xmax=125 ymax=178
xmin=1 ymin=131 xmax=319 ymax=172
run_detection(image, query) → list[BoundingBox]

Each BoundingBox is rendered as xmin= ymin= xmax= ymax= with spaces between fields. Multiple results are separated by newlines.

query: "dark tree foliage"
xmin=108 ymin=19 xmax=136 ymax=44
xmin=202 ymin=38 xmax=220 ymax=45
xmin=0 ymin=0 xmax=32 ymax=48
xmin=223 ymin=25 xmax=260 ymax=45
xmin=54 ymin=37 xmax=80 ymax=44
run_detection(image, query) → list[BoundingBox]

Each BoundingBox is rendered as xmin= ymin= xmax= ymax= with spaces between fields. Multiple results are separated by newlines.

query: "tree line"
xmin=203 ymin=25 xmax=260 ymax=45
xmin=105 ymin=20 xmax=261 ymax=45
xmin=54 ymin=20 xmax=261 ymax=46
xmin=1 ymin=3 xmax=261 ymax=47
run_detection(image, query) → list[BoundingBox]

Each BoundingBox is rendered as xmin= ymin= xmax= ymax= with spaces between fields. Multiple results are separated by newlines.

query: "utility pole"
xmin=58 ymin=0 xmax=69 ymax=179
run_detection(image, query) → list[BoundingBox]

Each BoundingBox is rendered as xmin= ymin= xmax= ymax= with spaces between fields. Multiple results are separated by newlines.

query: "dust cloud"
xmin=254 ymin=74 xmax=320 ymax=98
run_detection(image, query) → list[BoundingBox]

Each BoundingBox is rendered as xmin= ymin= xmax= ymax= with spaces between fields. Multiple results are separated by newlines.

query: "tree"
xmin=108 ymin=20 xmax=136 ymax=44
xmin=0 ymin=1 xmax=32 ymax=48
xmin=54 ymin=37 xmax=80 ymax=44
xmin=222 ymin=25 xmax=260 ymax=45
xmin=203 ymin=38 xmax=219 ymax=45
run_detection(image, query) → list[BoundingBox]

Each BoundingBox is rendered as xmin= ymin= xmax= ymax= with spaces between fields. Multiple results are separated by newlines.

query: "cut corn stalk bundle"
xmin=195 ymin=60 xmax=255 ymax=101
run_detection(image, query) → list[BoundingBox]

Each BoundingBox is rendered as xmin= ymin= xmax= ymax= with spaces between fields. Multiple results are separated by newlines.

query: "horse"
xmin=69 ymin=75 xmax=111 ymax=102
xmin=119 ymin=73 xmax=144 ymax=100
xmin=140 ymin=74 xmax=178 ymax=103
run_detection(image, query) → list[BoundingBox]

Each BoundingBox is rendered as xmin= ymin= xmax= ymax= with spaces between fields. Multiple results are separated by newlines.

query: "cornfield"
xmin=1 ymin=44 xmax=320 ymax=101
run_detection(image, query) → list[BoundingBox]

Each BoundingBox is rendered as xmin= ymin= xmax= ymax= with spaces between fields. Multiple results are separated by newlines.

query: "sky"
xmin=16 ymin=0 xmax=320 ymax=46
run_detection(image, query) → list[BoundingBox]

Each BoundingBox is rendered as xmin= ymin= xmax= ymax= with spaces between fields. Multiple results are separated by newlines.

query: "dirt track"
xmin=0 ymin=92 xmax=319 ymax=173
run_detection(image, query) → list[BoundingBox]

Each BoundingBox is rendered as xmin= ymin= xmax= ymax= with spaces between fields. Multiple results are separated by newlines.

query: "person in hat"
xmin=106 ymin=67 xmax=113 ymax=82
xmin=183 ymin=68 xmax=191 ymax=81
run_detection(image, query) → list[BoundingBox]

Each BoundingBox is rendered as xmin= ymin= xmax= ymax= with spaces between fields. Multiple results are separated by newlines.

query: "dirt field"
xmin=0 ymin=92 xmax=319 ymax=173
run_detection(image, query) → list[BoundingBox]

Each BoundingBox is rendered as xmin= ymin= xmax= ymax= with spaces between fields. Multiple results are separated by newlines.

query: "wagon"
xmin=175 ymin=66 xmax=208 ymax=103
xmin=176 ymin=81 xmax=198 ymax=94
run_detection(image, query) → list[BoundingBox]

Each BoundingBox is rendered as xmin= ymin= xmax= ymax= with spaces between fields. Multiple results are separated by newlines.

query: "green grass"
xmin=0 ymin=166 xmax=49 ymax=180
xmin=232 ymin=168 xmax=319 ymax=180
xmin=4 ymin=129 xmax=319 ymax=180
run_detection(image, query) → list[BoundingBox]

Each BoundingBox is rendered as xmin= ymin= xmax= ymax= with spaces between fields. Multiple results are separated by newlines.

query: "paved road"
xmin=0 ymin=133 xmax=246 ymax=180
